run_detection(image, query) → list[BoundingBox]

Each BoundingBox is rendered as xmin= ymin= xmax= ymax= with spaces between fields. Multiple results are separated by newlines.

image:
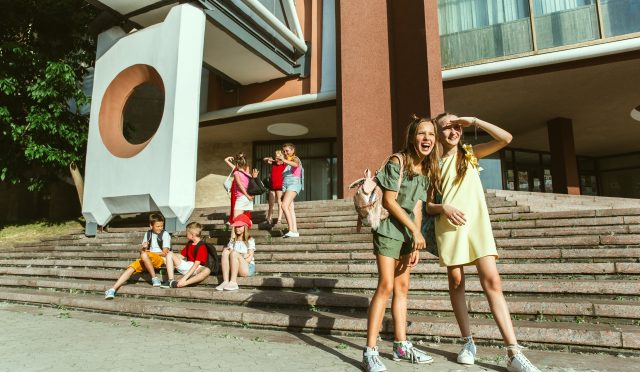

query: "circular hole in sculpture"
xmin=122 ymin=83 xmax=165 ymax=144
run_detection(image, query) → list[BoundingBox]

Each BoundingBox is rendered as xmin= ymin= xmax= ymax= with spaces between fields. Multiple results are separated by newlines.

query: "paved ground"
xmin=1 ymin=303 xmax=638 ymax=372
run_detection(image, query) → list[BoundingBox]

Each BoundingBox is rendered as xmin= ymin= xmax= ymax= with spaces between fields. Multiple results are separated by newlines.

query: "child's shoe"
xmin=151 ymin=277 xmax=162 ymax=287
xmin=224 ymin=282 xmax=239 ymax=291
xmin=215 ymin=281 xmax=228 ymax=291
xmin=457 ymin=337 xmax=476 ymax=365
xmin=161 ymin=280 xmax=177 ymax=288
xmin=104 ymin=288 xmax=116 ymax=300
xmin=506 ymin=345 xmax=540 ymax=372
xmin=392 ymin=341 xmax=433 ymax=364
xmin=283 ymin=231 xmax=299 ymax=238
xmin=507 ymin=353 xmax=540 ymax=372
xmin=362 ymin=346 xmax=386 ymax=372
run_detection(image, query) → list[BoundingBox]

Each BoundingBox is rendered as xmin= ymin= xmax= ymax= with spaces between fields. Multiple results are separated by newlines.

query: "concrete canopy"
xmin=444 ymin=54 xmax=640 ymax=157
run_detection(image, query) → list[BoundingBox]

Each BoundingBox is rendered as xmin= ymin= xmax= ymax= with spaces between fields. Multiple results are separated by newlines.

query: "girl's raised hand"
xmin=452 ymin=117 xmax=477 ymax=128
xmin=251 ymin=168 xmax=259 ymax=177
xmin=443 ymin=205 xmax=466 ymax=226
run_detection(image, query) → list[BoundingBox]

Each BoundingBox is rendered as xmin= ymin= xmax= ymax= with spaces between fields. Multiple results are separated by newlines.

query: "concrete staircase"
xmin=489 ymin=189 xmax=640 ymax=212
xmin=1 ymin=193 xmax=639 ymax=353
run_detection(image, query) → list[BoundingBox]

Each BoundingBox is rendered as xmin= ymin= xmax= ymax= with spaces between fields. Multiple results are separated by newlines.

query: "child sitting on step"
xmin=216 ymin=214 xmax=256 ymax=291
xmin=161 ymin=222 xmax=211 ymax=288
xmin=104 ymin=213 xmax=171 ymax=299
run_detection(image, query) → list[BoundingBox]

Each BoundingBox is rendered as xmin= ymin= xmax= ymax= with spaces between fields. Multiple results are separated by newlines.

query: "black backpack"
xmin=193 ymin=240 xmax=220 ymax=275
xmin=145 ymin=230 xmax=168 ymax=250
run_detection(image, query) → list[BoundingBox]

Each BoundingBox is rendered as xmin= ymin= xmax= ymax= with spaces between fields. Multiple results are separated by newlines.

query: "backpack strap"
xmin=377 ymin=153 xmax=405 ymax=199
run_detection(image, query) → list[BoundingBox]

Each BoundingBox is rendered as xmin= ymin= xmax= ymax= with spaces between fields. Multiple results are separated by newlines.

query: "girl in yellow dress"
xmin=427 ymin=113 xmax=540 ymax=372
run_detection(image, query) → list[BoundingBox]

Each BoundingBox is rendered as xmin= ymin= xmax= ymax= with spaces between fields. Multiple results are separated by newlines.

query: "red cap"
xmin=230 ymin=214 xmax=252 ymax=228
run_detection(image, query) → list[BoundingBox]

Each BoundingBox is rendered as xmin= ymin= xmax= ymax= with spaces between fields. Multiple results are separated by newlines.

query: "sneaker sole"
xmin=391 ymin=357 xmax=433 ymax=364
xmin=457 ymin=359 xmax=475 ymax=365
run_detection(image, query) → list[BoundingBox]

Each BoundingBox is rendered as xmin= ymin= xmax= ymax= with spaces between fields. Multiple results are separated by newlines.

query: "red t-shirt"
xmin=270 ymin=163 xmax=287 ymax=190
xmin=181 ymin=242 xmax=208 ymax=266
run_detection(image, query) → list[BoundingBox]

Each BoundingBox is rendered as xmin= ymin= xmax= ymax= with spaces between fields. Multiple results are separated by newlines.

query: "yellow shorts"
xmin=128 ymin=252 xmax=165 ymax=273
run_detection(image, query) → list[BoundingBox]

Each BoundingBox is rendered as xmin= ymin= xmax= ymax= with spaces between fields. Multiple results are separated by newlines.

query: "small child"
xmin=216 ymin=214 xmax=256 ymax=291
xmin=104 ymin=213 xmax=171 ymax=299
xmin=162 ymin=222 xmax=211 ymax=288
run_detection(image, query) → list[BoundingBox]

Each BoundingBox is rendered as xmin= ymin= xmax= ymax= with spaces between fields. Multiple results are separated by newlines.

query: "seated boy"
xmin=162 ymin=221 xmax=211 ymax=288
xmin=104 ymin=213 xmax=171 ymax=299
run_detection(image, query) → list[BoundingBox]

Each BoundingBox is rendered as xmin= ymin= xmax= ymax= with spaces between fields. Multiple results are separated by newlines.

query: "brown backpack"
xmin=349 ymin=153 xmax=404 ymax=232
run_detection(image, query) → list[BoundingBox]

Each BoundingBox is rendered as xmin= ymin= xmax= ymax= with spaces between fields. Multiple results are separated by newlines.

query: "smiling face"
xmin=282 ymin=146 xmax=294 ymax=158
xmin=437 ymin=114 xmax=463 ymax=150
xmin=414 ymin=120 xmax=436 ymax=157
xmin=150 ymin=221 xmax=164 ymax=235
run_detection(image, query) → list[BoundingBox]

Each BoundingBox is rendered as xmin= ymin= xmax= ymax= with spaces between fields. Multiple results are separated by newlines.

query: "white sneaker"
xmin=283 ymin=231 xmax=299 ymax=238
xmin=151 ymin=277 xmax=162 ymax=287
xmin=507 ymin=353 xmax=540 ymax=372
xmin=392 ymin=341 xmax=433 ymax=364
xmin=215 ymin=281 xmax=228 ymax=291
xmin=457 ymin=340 xmax=476 ymax=365
xmin=362 ymin=346 xmax=387 ymax=372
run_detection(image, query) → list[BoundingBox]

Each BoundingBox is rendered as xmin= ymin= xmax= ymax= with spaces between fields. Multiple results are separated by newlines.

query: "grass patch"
xmin=0 ymin=218 xmax=83 ymax=246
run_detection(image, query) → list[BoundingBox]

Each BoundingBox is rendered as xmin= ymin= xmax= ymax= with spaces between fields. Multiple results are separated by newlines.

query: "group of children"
xmin=225 ymin=143 xmax=304 ymax=238
xmin=102 ymin=115 xmax=539 ymax=372
xmin=362 ymin=113 xmax=539 ymax=372
xmin=104 ymin=213 xmax=256 ymax=299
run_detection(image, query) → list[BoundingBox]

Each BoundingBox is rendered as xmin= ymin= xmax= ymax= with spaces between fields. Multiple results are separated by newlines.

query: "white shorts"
xmin=234 ymin=195 xmax=254 ymax=211
xmin=176 ymin=260 xmax=194 ymax=275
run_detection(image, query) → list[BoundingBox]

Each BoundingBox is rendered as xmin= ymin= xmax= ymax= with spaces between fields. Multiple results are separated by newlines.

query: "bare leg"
xmin=177 ymin=268 xmax=211 ymax=287
xmin=237 ymin=256 xmax=250 ymax=277
xmin=230 ymin=250 xmax=241 ymax=283
xmin=165 ymin=253 xmax=184 ymax=281
xmin=476 ymin=256 xmax=518 ymax=355
xmin=391 ymin=254 xmax=412 ymax=341
xmin=140 ymin=252 xmax=156 ymax=278
xmin=448 ymin=266 xmax=471 ymax=337
xmin=275 ymin=190 xmax=283 ymax=223
xmin=366 ymin=254 xmax=397 ymax=347
xmin=267 ymin=191 xmax=275 ymax=222
xmin=112 ymin=267 xmax=136 ymax=291
xmin=220 ymin=249 xmax=231 ymax=283
xmin=281 ymin=191 xmax=297 ymax=232
xmin=233 ymin=209 xmax=244 ymax=219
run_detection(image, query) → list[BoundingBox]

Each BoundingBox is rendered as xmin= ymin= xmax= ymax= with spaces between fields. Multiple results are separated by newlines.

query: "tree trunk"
xmin=69 ymin=162 xmax=84 ymax=208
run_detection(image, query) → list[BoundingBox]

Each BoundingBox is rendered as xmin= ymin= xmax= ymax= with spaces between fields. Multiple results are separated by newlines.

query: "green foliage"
xmin=0 ymin=0 xmax=96 ymax=190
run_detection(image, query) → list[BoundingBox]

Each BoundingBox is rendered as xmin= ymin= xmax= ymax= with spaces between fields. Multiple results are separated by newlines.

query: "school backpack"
xmin=193 ymin=239 xmax=220 ymax=275
xmin=145 ymin=229 xmax=168 ymax=250
xmin=348 ymin=153 xmax=404 ymax=232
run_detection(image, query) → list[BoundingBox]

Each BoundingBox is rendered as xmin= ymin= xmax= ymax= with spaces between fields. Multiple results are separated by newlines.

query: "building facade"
xmin=83 ymin=0 xmax=640 ymax=227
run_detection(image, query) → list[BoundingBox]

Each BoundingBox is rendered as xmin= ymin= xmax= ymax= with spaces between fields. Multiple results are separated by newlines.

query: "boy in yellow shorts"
xmin=104 ymin=213 xmax=171 ymax=299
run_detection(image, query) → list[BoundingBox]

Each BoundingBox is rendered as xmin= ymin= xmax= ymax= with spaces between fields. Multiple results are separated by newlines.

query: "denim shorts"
xmin=282 ymin=176 xmax=302 ymax=194
xmin=247 ymin=262 xmax=256 ymax=277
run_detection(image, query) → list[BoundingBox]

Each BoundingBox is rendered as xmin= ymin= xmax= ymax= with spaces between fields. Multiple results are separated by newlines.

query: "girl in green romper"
xmin=362 ymin=116 xmax=441 ymax=372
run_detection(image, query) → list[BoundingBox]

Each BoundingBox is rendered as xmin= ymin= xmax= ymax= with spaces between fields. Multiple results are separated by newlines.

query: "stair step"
xmin=0 ymin=288 xmax=636 ymax=350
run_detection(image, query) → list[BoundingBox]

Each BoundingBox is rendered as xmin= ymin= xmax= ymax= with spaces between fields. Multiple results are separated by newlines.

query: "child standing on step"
xmin=162 ymin=222 xmax=211 ymax=288
xmin=104 ymin=213 xmax=171 ymax=299
xmin=216 ymin=214 xmax=256 ymax=291
xmin=362 ymin=115 xmax=440 ymax=372
xmin=427 ymin=113 xmax=539 ymax=372
xmin=277 ymin=143 xmax=302 ymax=238
xmin=263 ymin=150 xmax=287 ymax=226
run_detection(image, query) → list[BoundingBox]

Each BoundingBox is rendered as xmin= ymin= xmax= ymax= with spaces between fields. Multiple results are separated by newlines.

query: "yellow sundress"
xmin=435 ymin=147 xmax=498 ymax=267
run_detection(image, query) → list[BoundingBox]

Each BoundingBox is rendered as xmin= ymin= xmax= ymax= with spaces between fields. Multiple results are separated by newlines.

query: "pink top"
xmin=234 ymin=170 xmax=250 ymax=199
xmin=290 ymin=164 xmax=302 ymax=177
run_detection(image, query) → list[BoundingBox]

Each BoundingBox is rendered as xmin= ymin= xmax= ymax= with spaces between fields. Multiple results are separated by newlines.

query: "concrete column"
xmin=547 ymin=117 xmax=580 ymax=195
xmin=388 ymin=0 xmax=445 ymax=148
xmin=335 ymin=0 xmax=445 ymax=197
xmin=336 ymin=0 xmax=394 ymax=198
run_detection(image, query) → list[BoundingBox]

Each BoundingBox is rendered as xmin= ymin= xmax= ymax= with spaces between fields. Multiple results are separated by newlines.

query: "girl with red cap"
xmin=216 ymin=214 xmax=256 ymax=291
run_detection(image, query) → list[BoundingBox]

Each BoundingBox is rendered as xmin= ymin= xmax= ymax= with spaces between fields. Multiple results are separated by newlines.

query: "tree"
xmin=0 ymin=0 xmax=96 ymax=191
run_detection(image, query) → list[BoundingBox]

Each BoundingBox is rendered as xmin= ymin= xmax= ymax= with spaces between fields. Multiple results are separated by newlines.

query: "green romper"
xmin=373 ymin=160 xmax=429 ymax=259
